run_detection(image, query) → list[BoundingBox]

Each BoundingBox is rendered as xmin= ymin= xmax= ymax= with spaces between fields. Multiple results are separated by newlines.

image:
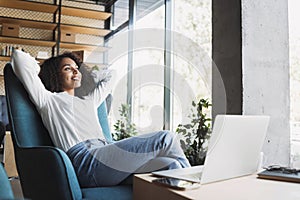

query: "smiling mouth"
xmin=72 ymin=77 xmax=79 ymax=81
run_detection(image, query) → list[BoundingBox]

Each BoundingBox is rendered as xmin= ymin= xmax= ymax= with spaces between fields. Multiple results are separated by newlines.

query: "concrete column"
xmin=242 ymin=0 xmax=290 ymax=165
xmin=213 ymin=0 xmax=290 ymax=166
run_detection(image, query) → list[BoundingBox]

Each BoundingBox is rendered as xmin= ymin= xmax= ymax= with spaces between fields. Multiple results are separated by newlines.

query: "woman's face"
xmin=59 ymin=57 xmax=82 ymax=94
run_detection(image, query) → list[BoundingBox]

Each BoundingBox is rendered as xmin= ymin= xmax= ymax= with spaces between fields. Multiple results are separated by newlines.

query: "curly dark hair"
xmin=39 ymin=52 xmax=82 ymax=93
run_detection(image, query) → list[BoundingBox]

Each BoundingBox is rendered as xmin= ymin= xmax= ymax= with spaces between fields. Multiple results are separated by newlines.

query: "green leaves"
xmin=112 ymin=104 xmax=138 ymax=141
xmin=176 ymin=98 xmax=212 ymax=166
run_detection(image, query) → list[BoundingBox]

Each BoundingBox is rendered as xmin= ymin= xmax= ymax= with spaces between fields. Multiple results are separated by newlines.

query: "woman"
xmin=11 ymin=50 xmax=190 ymax=187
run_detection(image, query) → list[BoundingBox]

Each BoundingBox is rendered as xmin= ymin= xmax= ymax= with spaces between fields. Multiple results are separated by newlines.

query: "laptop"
xmin=152 ymin=115 xmax=270 ymax=184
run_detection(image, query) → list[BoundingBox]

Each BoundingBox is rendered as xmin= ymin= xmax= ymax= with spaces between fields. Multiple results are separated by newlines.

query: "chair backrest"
xmin=4 ymin=63 xmax=113 ymax=148
xmin=5 ymin=63 xmax=83 ymax=200
xmin=4 ymin=63 xmax=53 ymax=148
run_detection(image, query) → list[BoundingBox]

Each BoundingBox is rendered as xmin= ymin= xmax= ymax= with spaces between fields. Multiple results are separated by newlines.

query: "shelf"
xmin=59 ymin=42 xmax=109 ymax=52
xmin=0 ymin=56 xmax=45 ymax=64
xmin=0 ymin=1 xmax=112 ymax=20
xmin=0 ymin=36 xmax=56 ymax=47
xmin=0 ymin=0 xmax=58 ymax=13
xmin=36 ymin=58 xmax=46 ymax=64
xmin=60 ymin=24 xmax=111 ymax=36
xmin=0 ymin=16 xmax=57 ymax=30
xmin=61 ymin=6 xmax=111 ymax=20
xmin=0 ymin=56 xmax=10 ymax=61
xmin=0 ymin=0 xmax=111 ymax=66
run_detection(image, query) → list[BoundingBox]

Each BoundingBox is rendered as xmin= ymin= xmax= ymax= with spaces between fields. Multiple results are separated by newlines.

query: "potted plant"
xmin=113 ymin=104 xmax=138 ymax=140
xmin=176 ymin=99 xmax=212 ymax=166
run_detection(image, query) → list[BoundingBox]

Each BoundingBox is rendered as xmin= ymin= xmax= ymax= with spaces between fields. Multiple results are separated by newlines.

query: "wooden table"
xmin=133 ymin=173 xmax=300 ymax=200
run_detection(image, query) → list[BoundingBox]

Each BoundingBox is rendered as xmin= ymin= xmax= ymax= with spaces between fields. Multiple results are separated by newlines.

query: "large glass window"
xmin=133 ymin=4 xmax=165 ymax=133
xmin=172 ymin=0 xmax=212 ymax=130
xmin=106 ymin=26 xmax=129 ymax=130
xmin=111 ymin=0 xmax=129 ymax=29
xmin=289 ymin=0 xmax=300 ymax=167
xmin=107 ymin=0 xmax=212 ymax=135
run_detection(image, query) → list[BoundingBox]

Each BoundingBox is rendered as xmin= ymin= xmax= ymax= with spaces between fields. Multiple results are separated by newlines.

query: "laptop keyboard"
xmin=183 ymin=172 xmax=202 ymax=182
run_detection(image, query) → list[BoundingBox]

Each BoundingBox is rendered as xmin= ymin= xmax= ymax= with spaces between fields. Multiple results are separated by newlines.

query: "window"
xmin=289 ymin=0 xmax=300 ymax=167
xmin=111 ymin=0 xmax=129 ymax=29
xmin=133 ymin=4 xmax=165 ymax=133
xmin=107 ymin=0 xmax=212 ymax=135
xmin=172 ymin=0 xmax=212 ymax=130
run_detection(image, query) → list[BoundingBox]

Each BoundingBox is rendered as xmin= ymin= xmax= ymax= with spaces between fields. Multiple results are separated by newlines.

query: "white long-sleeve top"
xmin=11 ymin=50 xmax=111 ymax=152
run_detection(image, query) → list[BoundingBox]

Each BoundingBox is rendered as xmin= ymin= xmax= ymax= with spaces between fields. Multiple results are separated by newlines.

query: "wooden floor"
xmin=10 ymin=177 xmax=24 ymax=199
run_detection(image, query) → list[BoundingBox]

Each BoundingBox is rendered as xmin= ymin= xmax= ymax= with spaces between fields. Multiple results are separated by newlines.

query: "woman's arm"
xmin=91 ymin=79 xmax=112 ymax=108
xmin=89 ymin=70 xmax=115 ymax=107
xmin=11 ymin=50 xmax=51 ymax=109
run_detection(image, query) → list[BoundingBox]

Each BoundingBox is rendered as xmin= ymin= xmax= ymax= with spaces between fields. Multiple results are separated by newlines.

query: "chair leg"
xmin=3 ymin=131 xmax=18 ymax=178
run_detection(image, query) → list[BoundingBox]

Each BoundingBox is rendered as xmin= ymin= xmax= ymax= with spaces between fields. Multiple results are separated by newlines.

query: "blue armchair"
xmin=0 ymin=163 xmax=14 ymax=200
xmin=0 ymin=95 xmax=10 ymax=130
xmin=0 ymin=95 xmax=9 ymax=146
xmin=4 ymin=63 xmax=132 ymax=200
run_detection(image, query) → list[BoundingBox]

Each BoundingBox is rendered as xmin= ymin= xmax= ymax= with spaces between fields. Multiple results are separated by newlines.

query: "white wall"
xmin=242 ymin=0 xmax=290 ymax=166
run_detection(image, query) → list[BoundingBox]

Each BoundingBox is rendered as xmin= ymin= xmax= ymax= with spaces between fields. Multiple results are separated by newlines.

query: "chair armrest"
xmin=16 ymin=146 xmax=82 ymax=200
xmin=98 ymin=99 xmax=114 ymax=143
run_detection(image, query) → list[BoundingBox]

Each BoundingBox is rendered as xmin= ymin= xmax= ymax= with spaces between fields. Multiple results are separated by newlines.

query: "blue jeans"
xmin=67 ymin=131 xmax=190 ymax=187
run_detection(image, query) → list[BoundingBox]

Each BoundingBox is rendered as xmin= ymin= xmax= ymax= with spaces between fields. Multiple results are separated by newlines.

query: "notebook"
xmin=257 ymin=168 xmax=300 ymax=183
xmin=152 ymin=115 xmax=270 ymax=184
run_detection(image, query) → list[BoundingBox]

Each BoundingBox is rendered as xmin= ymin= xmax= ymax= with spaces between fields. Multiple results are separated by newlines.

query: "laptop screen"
xmin=200 ymin=115 xmax=270 ymax=184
